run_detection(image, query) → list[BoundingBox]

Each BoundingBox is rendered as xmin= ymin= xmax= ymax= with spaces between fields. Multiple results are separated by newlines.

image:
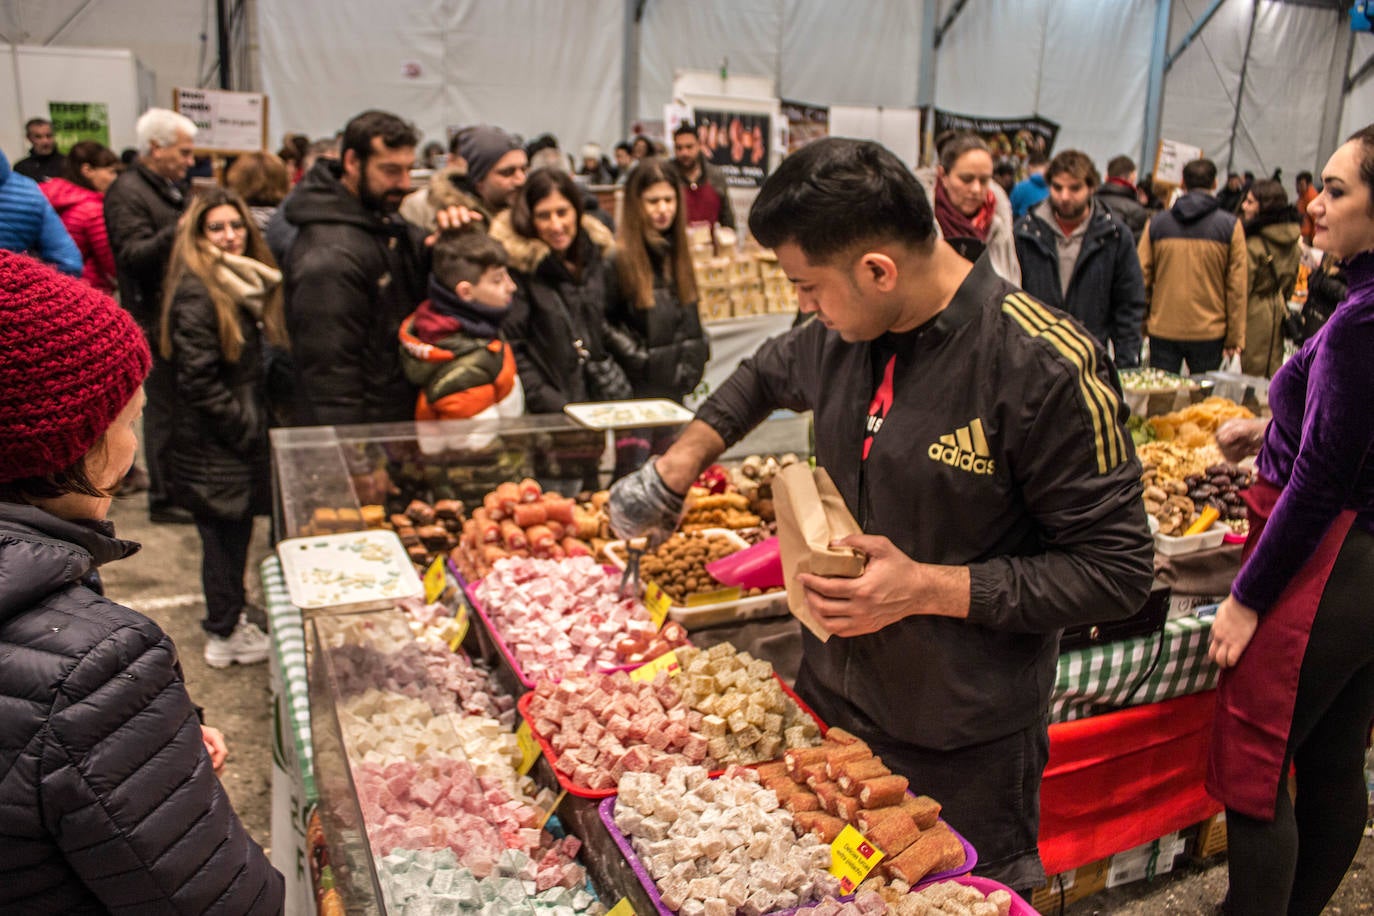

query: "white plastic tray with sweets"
xmin=1148 ymin=514 xmax=1228 ymax=557
xmin=277 ymin=528 xmax=423 ymax=614
xmin=603 ymin=528 xmax=789 ymax=629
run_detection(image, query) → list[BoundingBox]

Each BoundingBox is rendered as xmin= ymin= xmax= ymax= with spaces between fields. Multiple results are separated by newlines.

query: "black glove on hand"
xmin=608 ymin=461 xmax=685 ymax=545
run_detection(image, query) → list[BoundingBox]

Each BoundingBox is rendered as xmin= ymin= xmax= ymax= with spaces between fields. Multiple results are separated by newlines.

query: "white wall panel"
xmin=260 ymin=0 xmax=621 ymax=154
xmin=260 ymin=0 xmax=446 ymax=148
xmin=1036 ymin=0 xmax=1155 ymax=171
xmin=1 ymin=0 xmax=205 ymax=126
xmin=445 ymin=0 xmax=622 ymax=152
xmin=934 ymin=0 xmax=1048 ymax=116
xmin=1159 ymin=0 xmax=1251 ymax=172
xmin=1338 ymin=33 xmax=1374 ymax=155
xmin=779 ymin=0 xmax=921 ymax=108
xmin=1229 ymin=2 xmax=1337 ymax=181
xmin=638 ymin=0 xmax=782 ymax=125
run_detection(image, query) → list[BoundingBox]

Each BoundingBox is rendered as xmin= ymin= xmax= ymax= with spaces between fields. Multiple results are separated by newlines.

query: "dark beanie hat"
xmin=457 ymin=125 xmax=521 ymax=185
xmin=0 ymin=251 xmax=151 ymax=483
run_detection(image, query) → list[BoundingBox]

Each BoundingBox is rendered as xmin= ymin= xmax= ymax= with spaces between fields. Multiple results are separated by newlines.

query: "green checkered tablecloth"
xmin=1052 ymin=616 xmax=1219 ymax=723
xmin=261 ymin=557 xmax=315 ymax=802
xmin=263 ymin=550 xmax=1217 ymax=762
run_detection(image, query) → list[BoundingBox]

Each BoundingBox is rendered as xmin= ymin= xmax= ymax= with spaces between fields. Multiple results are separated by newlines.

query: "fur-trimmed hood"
xmin=425 ymin=162 xmax=483 ymax=212
xmin=489 ymin=208 xmax=616 ymax=274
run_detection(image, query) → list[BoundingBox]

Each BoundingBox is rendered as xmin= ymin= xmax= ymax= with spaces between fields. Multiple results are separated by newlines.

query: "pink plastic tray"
xmin=598 ymin=795 xmax=977 ymax=916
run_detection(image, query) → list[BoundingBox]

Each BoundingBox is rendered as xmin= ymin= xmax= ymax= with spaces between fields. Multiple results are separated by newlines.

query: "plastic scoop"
xmin=705 ymin=536 xmax=784 ymax=591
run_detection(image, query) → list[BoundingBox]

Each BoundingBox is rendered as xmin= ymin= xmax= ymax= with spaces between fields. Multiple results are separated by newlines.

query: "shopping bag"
xmin=772 ymin=463 xmax=867 ymax=642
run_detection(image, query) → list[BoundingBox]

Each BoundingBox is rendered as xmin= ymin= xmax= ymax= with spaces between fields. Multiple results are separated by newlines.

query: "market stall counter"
xmin=264 ymin=404 xmax=1243 ymax=914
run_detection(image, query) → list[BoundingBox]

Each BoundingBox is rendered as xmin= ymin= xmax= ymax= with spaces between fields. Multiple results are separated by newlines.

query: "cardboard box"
xmin=1030 ymin=858 xmax=1110 ymax=912
xmin=1106 ymin=832 xmax=1187 ymax=888
xmin=1192 ymin=812 xmax=1228 ymax=859
xmin=698 ymin=292 xmax=733 ymax=322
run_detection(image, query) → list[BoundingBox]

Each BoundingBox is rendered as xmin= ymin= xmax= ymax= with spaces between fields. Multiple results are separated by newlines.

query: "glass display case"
xmin=271 ymin=412 xmax=811 ymax=540
xmin=276 ymin=411 xmax=813 ymax=913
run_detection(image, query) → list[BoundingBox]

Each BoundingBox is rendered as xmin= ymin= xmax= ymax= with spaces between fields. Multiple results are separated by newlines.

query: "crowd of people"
xmin=2 ymin=99 xmax=1372 ymax=914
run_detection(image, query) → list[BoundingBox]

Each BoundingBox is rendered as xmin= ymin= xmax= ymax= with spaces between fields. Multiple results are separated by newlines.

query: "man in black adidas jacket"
xmin=610 ymin=138 xmax=1153 ymax=890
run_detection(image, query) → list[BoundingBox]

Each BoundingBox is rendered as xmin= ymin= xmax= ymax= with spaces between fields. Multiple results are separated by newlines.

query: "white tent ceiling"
xmin=1 ymin=0 xmax=1366 ymax=183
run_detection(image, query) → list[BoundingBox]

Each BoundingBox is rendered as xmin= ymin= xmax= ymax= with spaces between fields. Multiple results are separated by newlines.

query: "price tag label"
xmin=606 ymin=899 xmax=637 ymax=916
xmin=538 ymin=788 xmax=568 ymax=829
xmin=446 ymin=603 xmax=470 ymax=653
xmin=644 ymin=581 xmax=672 ymax=629
xmin=515 ymin=720 xmax=542 ymax=776
xmin=685 ymin=586 xmax=742 ymax=607
xmin=829 ymin=824 xmax=885 ymax=893
xmin=423 ymin=556 xmax=449 ymax=604
xmin=629 ymin=649 xmax=681 ymax=683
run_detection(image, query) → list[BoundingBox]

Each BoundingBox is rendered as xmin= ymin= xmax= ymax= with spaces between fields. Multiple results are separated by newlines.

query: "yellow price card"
xmin=644 ymin=581 xmax=672 ymax=629
xmin=685 ymin=586 xmax=742 ymax=607
xmin=830 ymin=824 xmax=885 ymax=893
xmin=629 ymin=649 xmax=681 ymax=683
xmin=538 ymin=788 xmax=568 ymax=829
xmin=423 ymin=556 xmax=449 ymax=604
xmin=606 ymin=899 xmax=637 ymax=916
xmin=446 ymin=604 xmax=470 ymax=653
xmin=515 ymin=720 xmax=542 ymax=776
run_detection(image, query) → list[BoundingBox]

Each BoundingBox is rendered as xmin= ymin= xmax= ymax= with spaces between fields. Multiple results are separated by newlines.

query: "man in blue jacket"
xmin=0 ymin=148 xmax=82 ymax=275
xmin=1009 ymin=151 xmax=1049 ymax=219
xmin=1014 ymin=150 xmax=1146 ymax=368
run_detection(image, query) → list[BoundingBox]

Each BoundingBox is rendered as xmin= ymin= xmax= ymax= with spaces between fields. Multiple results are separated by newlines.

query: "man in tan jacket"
xmin=1138 ymin=158 xmax=1248 ymax=373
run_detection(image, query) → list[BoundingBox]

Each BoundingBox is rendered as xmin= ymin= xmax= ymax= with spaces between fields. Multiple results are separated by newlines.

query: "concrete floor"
xmin=97 ymin=489 xmax=1374 ymax=914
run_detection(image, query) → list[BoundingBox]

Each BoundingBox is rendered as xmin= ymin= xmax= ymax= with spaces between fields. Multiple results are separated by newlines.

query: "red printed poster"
xmin=692 ymin=108 xmax=771 ymax=189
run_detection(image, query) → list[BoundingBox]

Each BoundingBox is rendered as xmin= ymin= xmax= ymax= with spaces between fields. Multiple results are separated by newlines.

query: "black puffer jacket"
xmin=103 ymin=162 xmax=185 ymax=328
xmin=605 ymin=245 xmax=709 ymax=401
xmin=282 ymin=158 xmax=428 ymax=426
xmin=0 ymin=503 xmax=283 ymax=914
xmin=1095 ymin=181 xmax=1148 ymax=242
xmin=491 ymin=211 xmax=631 ymax=412
xmin=164 ymin=272 xmax=272 ymax=520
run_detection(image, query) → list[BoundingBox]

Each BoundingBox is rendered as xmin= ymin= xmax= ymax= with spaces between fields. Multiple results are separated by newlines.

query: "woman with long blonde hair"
xmin=159 ymin=187 xmax=288 ymax=668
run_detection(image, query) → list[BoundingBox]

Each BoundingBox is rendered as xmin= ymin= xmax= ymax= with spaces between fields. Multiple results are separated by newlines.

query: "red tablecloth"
xmin=1038 ymin=690 xmax=1222 ymax=875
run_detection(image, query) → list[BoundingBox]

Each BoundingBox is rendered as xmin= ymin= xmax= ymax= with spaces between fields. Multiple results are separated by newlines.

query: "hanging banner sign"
xmin=781 ymin=100 xmax=829 ymax=155
xmin=49 ymin=101 xmax=110 ymax=150
xmin=174 ymin=87 xmax=269 ymax=152
xmin=930 ymin=109 xmax=1059 ymax=175
xmin=692 ymin=108 xmax=771 ymax=188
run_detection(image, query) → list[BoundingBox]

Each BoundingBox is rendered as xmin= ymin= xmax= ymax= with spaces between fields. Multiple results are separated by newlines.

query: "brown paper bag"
xmin=773 ymin=463 xmax=867 ymax=642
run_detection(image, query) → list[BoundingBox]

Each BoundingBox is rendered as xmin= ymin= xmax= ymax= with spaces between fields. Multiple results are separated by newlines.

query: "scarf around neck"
xmin=426 ymin=274 xmax=508 ymax=339
xmin=208 ymin=248 xmax=281 ymax=320
xmin=934 ymin=179 xmax=995 ymax=242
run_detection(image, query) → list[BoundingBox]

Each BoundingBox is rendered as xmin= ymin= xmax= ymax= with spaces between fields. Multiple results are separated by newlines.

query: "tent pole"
xmin=1141 ymin=0 xmax=1172 ymax=174
xmin=1347 ymin=51 xmax=1374 ymax=94
xmin=1225 ymin=0 xmax=1260 ymax=175
xmin=216 ymin=0 xmax=231 ymax=89
xmin=934 ymin=0 xmax=973 ymax=49
xmin=1316 ymin=15 xmax=1356 ymax=172
xmin=916 ymin=0 xmax=938 ymax=164
xmin=1165 ymin=0 xmax=1225 ymax=70
xmin=622 ymin=0 xmax=641 ymax=137
xmin=917 ymin=0 xmax=937 ymax=107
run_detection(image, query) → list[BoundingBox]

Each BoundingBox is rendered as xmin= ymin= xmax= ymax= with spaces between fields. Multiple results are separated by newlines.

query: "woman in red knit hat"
xmin=0 ymin=251 xmax=283 ymax=912
xmin=159 ymin=187 xmax=289 ymax=668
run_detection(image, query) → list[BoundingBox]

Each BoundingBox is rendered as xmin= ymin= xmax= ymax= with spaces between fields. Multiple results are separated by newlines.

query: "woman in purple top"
xmin=1206 ymin=125 xmax=1374 ymax=916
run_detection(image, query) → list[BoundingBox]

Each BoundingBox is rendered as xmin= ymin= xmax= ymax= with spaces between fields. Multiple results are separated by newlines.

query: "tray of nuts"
xmin=604 ymin=529 xmax=789 ymax=629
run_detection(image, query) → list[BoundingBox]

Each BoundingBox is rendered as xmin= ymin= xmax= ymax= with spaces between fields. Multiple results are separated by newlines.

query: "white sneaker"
xmin=205 ymin=615 xmax=271 ymax=668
